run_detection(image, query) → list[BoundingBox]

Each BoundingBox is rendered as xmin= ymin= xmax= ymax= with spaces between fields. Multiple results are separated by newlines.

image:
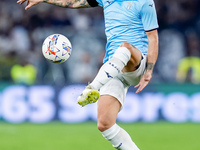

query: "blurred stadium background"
xmin=0 ymin=0 xmax=200 ymax=149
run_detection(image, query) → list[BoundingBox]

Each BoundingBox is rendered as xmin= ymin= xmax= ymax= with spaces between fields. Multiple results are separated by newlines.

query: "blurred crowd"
xmin=0 ymin=0 xmax=200 ymax=85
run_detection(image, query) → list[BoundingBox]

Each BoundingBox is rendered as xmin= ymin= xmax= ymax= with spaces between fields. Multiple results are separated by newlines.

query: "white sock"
xmin=90 ymin=47 xmax=131 ymax=90
xmin=101 ymin=124 xmax=140 ymax=150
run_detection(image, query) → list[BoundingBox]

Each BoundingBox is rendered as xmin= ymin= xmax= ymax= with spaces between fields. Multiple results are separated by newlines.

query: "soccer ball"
xmin=42 ymin=34 xmax=72 ymax=63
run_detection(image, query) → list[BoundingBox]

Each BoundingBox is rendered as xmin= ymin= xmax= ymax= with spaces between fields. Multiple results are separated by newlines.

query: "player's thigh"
xmin=120 ymin=42 xmax=142 ymax=72
xmin=97 ymin=95 xmax=121 ymax=131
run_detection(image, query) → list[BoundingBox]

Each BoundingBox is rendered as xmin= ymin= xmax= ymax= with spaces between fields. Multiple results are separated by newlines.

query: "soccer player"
xmin=18 ymin=0 xmax=159 ymax=149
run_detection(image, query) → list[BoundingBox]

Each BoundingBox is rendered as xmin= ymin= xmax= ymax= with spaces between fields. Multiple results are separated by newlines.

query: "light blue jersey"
xmin=95 ymin=0 xmax=158 ymax=63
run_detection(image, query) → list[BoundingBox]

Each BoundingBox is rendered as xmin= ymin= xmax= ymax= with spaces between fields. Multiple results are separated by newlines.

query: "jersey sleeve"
xmin=87 ymin=0 xmax=103 ymax=7
xmin=140 ymin=0 xmax=159 ymax=32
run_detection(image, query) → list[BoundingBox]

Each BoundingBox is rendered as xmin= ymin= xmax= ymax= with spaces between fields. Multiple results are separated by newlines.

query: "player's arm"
xmin=135 ymin=29 xmax=158 ymax=93
xmin=17 ymin=0 xmax=92 ymax=10
xmin=134 ymin=0 xmax=159 ymax=93
xmin=145 ymin=29 xmax=158 ymax=72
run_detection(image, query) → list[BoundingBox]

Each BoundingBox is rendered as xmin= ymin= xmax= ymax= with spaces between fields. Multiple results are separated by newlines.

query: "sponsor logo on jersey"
xmin=127 ymin=2 xmax=134 ymax=10
xmin=149 ymin=4 xmax=153 ymax=7
xmin=106 ymin=0 xmax=114 ymax=5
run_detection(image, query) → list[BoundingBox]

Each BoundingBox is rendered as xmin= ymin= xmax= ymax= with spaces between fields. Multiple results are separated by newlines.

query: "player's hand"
xmin=17 ymin=0 xmax=42 ymax=10
xmin=134 ymin=70 xmax=152 ymax=94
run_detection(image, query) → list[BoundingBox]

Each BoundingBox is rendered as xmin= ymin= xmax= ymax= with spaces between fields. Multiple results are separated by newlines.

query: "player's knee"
xmin=97 ymin=119 xmax=112 ymax=132
xmin=120 ymin=42 xmax=141 ymax=59
xmin=120 ymin=42 xmax=134 ymax=50
xmin=120 ymin=42 xmax=138 ymax=53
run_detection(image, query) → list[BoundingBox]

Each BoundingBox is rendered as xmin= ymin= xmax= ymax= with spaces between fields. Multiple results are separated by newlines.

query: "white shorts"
xmin=100 ymin=53 xmax=147 ymax=108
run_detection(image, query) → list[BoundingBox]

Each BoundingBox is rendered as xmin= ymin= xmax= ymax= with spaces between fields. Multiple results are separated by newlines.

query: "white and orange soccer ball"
xmin=42 ymin=34 xmax=72 ymax=63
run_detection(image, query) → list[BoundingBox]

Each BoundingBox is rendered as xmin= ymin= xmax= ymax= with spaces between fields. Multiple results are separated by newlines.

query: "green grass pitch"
xmin=0 ymin=122 xmax=199 ymax=150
